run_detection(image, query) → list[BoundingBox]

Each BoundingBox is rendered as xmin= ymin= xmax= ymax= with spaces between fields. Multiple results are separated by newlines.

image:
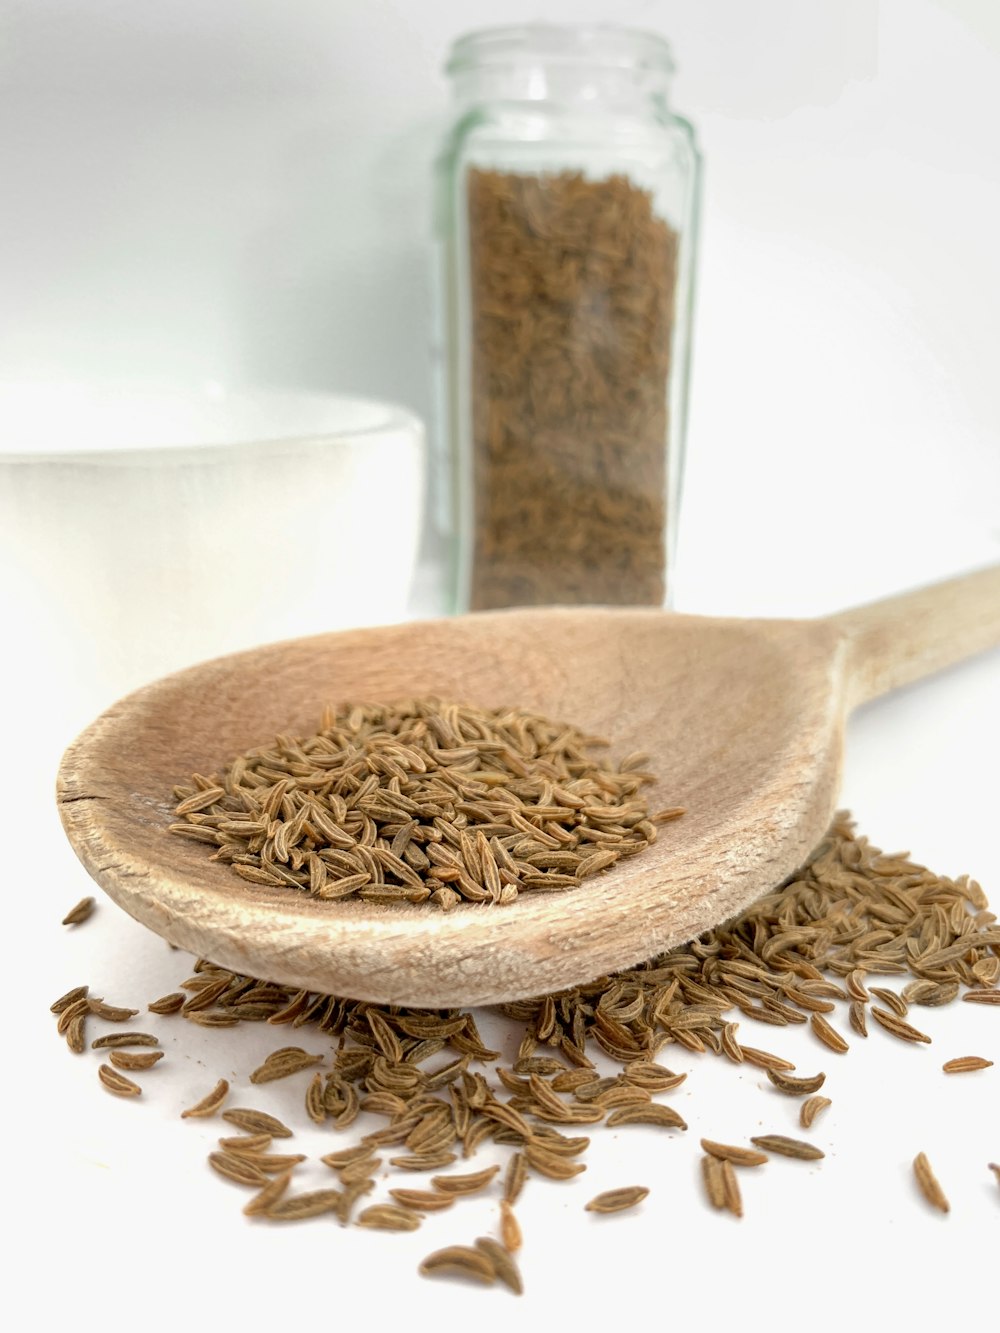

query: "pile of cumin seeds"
xmin=169 ymin=699 xmax=683 ymax=909
xmin=54 ymin=813 xmax=998 ymax=1287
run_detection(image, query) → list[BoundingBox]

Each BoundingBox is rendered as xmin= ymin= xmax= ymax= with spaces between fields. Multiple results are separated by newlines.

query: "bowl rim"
xmin=0 ymin=382 xmax=425 ymax=465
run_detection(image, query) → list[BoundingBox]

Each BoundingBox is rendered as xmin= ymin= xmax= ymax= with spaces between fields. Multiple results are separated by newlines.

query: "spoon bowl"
xmin=57 ymin=567 xmax=1000 ymax=1007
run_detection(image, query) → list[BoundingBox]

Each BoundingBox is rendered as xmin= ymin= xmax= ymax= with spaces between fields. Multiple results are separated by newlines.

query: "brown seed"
xmin=148 ymin=992 xmax=186 ymax=1015
xmin=219 ymin=1133 xmax=273 ymax=1154
xmin=849 ymin=1001 xmax=869 ymax=1038
xmin=62 ymin=896 xmax=96 ymax=926
xmin=699 ymin=1139 xmax=769 ymax=1167
xmin=221 ymin=1108 xmax=293 ymax=1138
xmin=243 ymin=1168 xmax=296 ymax=1217
xmin=266 ymin=1188 xmax=345 ymax=1220
xmin=988 ymin=1163 xmax=1000 ymax=1190
xmin=249 ymin=1047 xmax=324 ymax=1084
xmin=585 ymin=1186 xmax=650 ymax=1214
xmin=750 ymin=1135 xmax=825 ymax=1161
xmin=870 ymin=987 xmax=908 ymax=1018
xmin=604 ymin=1104 xmax=687 ymax=1130
xmin=800 ymin=1096 xmax=832 ymax=1129
xmin=499 ymin=1200 xmax=522 ymax=1253
xmin=389 ymin=1152 xmax=458 ymax=1172
xmin=430 ymin=1165 xmax=501 ymax=1195
xmin=338 ymin=1156 xmax=381 ymax=1186
xmin=419 ymin=1245 xmax=496 ymax=1286
xmin=870 ymin=1007 xmax=932 ymax=1044
xmin=50 ymin=984 xmax=88 ymax=1014
xmin=524 ymin=1145 xmax=587 ymax=1181
xmin=357 ymin=1205 xmax=423 ymax=1232
xmin=701 ymin=1154 xmax=726 ymax=1209
xmin=809 ymin=1012 xmax=849 ymax=1054
xmin=181 ymin=1079 xmax=229 ymax=1119
xmin=504 ymin=1150 xmax=528 ymax=1204
xmin=721 ymin=1160 xmax=743 ymax=1218
xmin=109 ymin=1049 xmax=164 ymax=1072
xmin=766 ymin=1068 xmax=827 ymax=1096
xmin=57 ymin=997 xmax=91 ymax=1034
xmin=739 ymin=1047 xmax=797 ymax=1073
xmin=98 ymin=1064 xmax=141 ymax=1097
xmin=247 ymin=1153 xmax=308 ymax=1174
xmin=320 ymin=1145 xmax=376 ymax=1170
xmin=208 ymin=1151 xmax=270 ymax=1187
xmin=65 ymin=1012 xmax=87 ymax=1054
xmin=92 ymin=1032 xmax=159 ymax=1049
xmin=388 ymin=1189 xmax=455 ymax=1213
xmin=87 ymin=999 xmax=139 ymax=1022
xmin=912 ymin=1152 xmax=950 ymax=1213
xmin=941 ymin=1056 xmax=993 ymax=1073
xmin=474 ymin=1237 xmax=524 ymax=1294
xmin=962 ymin=990 xmax=1000 ymax=1005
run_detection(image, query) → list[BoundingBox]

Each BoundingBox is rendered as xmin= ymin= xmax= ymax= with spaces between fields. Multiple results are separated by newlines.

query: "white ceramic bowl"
xmin=0 ymin=382 xmax=426 ymax=748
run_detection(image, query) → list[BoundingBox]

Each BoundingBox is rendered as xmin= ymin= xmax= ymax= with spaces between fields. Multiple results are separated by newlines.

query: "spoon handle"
xmin=827 ymin=563 xmax=1000 ymax=709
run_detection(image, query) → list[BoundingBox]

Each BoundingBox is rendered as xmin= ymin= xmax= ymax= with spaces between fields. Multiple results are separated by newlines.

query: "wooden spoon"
xmin=58 ymin=566 xmax=1000 ymax=1007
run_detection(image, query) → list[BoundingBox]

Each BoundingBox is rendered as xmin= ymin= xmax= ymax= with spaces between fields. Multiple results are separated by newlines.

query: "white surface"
xmin=2 ymin=2 xmax=999 ymax=1330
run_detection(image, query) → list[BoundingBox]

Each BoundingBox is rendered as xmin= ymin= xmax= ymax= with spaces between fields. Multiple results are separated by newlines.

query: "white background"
xmin=2 ymin=2 xmax=999 ymax=1331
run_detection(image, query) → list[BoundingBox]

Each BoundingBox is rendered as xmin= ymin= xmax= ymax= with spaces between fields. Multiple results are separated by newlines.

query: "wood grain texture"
xmin=56 ymin=566 xmax=1000 ymax=1007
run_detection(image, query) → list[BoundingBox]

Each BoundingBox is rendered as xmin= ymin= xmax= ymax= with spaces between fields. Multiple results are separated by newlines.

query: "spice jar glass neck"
xmin=446 ymin=24 xmax=674 ymax=112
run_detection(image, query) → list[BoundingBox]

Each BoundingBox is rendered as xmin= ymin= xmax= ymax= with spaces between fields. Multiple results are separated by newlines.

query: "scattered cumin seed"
xmin=701 ymin=1154 xmax=726 ymax=1209
xmin=431 ymin=1165 xmax=500 ymax=1195
xmin=388 ymin=1189 xmax=455 ymax=1213
xmin=221 ymin=1108 xmax=293 ymax=1138
xmin=266 ymin=1189 xmax=345 ymax=1221
xmin=870 ymin=1007 xmax=932 ymax=1045
xmin=88 ymin=1000 xmax=139 ymax=1022
xmin=243 ymin=1168 xmax=295 ymax=1217
xmin=739 ymin=1047 xmax=796 ymax=1073
xmin=750 ymin=1135 xmax=824 ymax=1161
xmin=604 ymin=1103 xmax=686 ymax=1130
xmin=699 ymin=1139 xmax=768 ymax=1167
xmin=148 ymin=992 xmax=186 ymax=1015
xmin=62 ymin=896 xmax=96 ymax=926
xmin=766 ymin=1068 xmax=827 ymax=1096
xmin=584 ymin=1186 xmax=649 ymax=1214
xmin=357 ymin=1205 xmax=423 ymax=1232
xmin=419 ymin=1245 xmax=496 ymax=1286
xmin=474 ymin=1237 xmax=524 ymax=1294
xmin=181 ymin=1079 xmax=229 ymax=1119
xmin=912 ymin=1152 xmax=949 ymax=1213
xmin=499 ymin=1200 xmax=522 ymax=1253
xmin=208 ymin=1152 xmax=269 ymax=1187
xmin=800 ymin=1096 xmax=832 ymax=1129
xmin=219 ymin=1133 xmax=272 ymax=1154
xmin=504 ymin=1151 xmax=527 ymax=1204
xmin=249 ymin=1047 xmax=324 ymax=1084
xmin=91 ymin=1032 xmax=159 ymax=1050
xmin=98 ymin=1064 xmax=141 ymax=1097
xmin=809 ymin=1012 xmax=849 ymax=1054
xmin=720 ymin=1160 xmax=743 ymax=1218
xmin=109 ymin=1049 xmax=164 ymax=1072
xmin=941 ymin=1056 xmax=993 ymax=1073
xmin=524 ymin=1145 xmax=587 ymax=1181
xmin=50 ymin=984 xmax=88 ymax=1014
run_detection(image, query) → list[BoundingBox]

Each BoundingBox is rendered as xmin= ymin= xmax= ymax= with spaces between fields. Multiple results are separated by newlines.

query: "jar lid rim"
xmin=446 ymin=24 xmax=675 ymax=76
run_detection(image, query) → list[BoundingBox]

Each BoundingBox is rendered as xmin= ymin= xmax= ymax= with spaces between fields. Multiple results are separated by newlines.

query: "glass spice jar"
xmin=435 ymin=24 xmax=701 ymax=612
